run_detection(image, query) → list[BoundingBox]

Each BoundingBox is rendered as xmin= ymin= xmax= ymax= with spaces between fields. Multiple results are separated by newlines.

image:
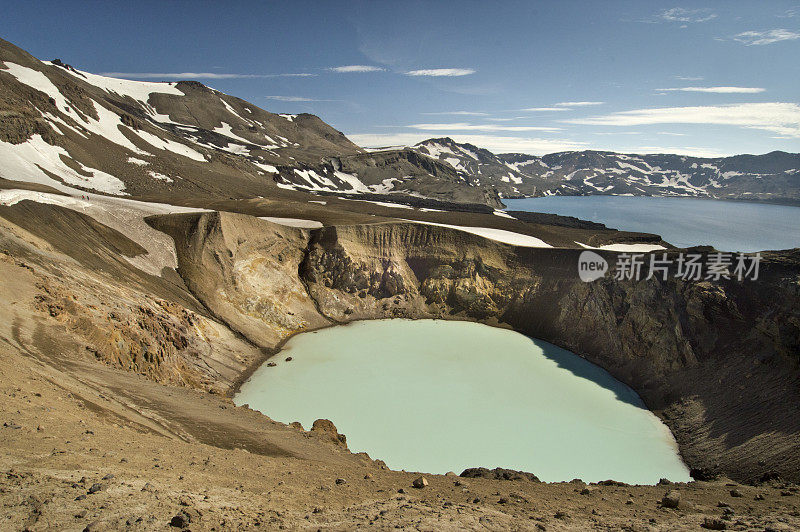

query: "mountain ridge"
xmin=0 ymin=37 xmax=503 ymax=207
xmin=412 ymin=137 xmax=800 ymax=204
xmin=1 ymin=36 xmax=797 ymax=209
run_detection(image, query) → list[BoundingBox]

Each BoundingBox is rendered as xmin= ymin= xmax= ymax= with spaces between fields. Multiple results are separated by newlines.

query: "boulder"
xmin=701 ymin=517 xmax=727 ymax=530
xmin=310 ymin=419 xmax=347 ymax=447
xmin=661 ymin=490 xmax=681 ymax=509
xmin=412 ymin=476 xmax=428 ymax=489
xmin=460 ymin=467 xmax=540 ymax=482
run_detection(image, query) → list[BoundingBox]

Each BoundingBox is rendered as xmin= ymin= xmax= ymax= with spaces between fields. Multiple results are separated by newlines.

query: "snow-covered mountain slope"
xmin=0 ymin=39 xmax=367 ymax=199
xmin=412 ymin=137 xmax=800 ymax=204
xmin=413 ymin=137 xmax=550 ymax=194
xmin=0 ymin=38 xmax=500 ymax=206
xmin=1 ymin=37 xmax=796 ymax=208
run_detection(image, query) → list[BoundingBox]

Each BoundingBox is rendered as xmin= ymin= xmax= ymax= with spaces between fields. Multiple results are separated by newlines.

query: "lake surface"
xmin=504 ymin=196 xmax=800 ymax=252
xmin=234 ymin=319 xmax=691 ymax=484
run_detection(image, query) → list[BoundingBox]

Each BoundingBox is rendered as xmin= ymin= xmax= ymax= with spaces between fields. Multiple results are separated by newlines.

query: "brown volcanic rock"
xmin=154 ymin=210 xmax=800 ymax=482
xmin=148 ymin=211 xmax=330 ymax=348
xmin=310 ymin=419 xmax=347 ymax=447
xmin=1 ymin=199 xmax=800 ymax=529
xmin=295 ymin=224 xmax=800 ymax=483
xmin=461 ymin=467 xmax=541 ymax=482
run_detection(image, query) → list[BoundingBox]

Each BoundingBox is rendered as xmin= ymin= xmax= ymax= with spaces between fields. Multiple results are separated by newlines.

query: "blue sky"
xmin=3 ymin=1 xmax=799 ymax=156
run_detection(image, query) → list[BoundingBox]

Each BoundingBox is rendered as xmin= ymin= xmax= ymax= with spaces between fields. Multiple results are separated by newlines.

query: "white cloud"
xmin=521 ymin=107 xmax=571 ymax=112
xmin=265 ymin=95 xmax=331 ymax=102
xmin=346 ymin=133 xmax=588 ymax=155
xmin=592 ymin=131 xmax=642 ymax=136
xmin=348 ymin=133 xmax=732 ymax=157
xmin=732 ymin=29 xmax=800 ymax=45
xmin=328 ymin=65 xmax=385 ymax=73
xmin=674 ymin=76 xmax=704 ymax=81
xmin=102 ymin=72 xmax=316 ymax=79
xmin=554 ymin=101 xmax=604 ymax=107
xmin=565 ymin=102 xmax=800 ymax=137
xmin=624 ymin=146 xmax=729 ymax=157
xmin=420 ymin=111 xmax=489 ymax=116
xmin=405 ymin=68 xmax=476 ymax=77
xmin=406 ymin=123 xmax=560 ymax=132
xmin=656 ymin=86 xmax=766 ymax=93
xmin=658 ymin=7 xmax=717 ymax=23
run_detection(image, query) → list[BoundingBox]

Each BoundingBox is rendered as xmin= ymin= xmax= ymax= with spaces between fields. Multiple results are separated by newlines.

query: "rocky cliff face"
xmin=158 ymin=212 xmax=800 ymax=483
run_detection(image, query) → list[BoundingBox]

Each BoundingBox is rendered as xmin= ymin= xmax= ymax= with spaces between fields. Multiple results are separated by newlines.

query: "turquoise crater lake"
xmin=234 ymin=319 xmax=691 ymax=484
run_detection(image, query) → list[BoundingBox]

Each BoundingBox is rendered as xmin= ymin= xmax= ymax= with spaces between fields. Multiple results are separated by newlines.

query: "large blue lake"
xmin=235 ymin=319 xmax=690 ymax=484
xmin=504 ymin=196 xmax=800 ymax=252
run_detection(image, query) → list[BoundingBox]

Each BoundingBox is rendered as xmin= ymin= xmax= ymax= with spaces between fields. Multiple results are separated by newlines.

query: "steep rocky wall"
xmin=158 ymin=212 xmax=800 ymax=482
xmin=149 ymin=212 xmax=331 ymax=349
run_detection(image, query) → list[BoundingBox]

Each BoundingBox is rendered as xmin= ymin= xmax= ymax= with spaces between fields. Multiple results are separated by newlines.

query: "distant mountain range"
xmin=413 ymin=137 xmax=800 ymax=204
xmin=1 ymin=37 xmax=797 ymax=208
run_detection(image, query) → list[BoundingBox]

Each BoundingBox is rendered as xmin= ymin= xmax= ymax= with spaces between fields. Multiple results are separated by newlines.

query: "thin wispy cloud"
xmin=732 ymin=29 xmax=800 ymax=45
xmin=521 ymin=107 xmax=571 ymax=112
xmin=565 ymin=102 xmax=800 ymax=137
xmin=406 ymin=123 xmax=560 ymax=132
xmin=777 ymin=7 xmax=799 ymax=18
xmin=675 ymin=76 xmax=704 ymax=81
xmin=555 ymin=101 xmax=604 ymax=107
xmin=657 ymin=86 xmax=766 ymax=93
xmin=657 ymin=7 xmax=717 ymax=23
xmin=102 ymin=72 xmax=316 ymax=79
xmin=486 ymin=117 xmax=526 ymax=121
xmin=265 ymin=95 xmax=334 ymax=102
xmin=328 ymin=65 xmax=385 ymax=73
xmin=405 ymin=68 xmax=476 ymax=77
xmin=421 ymin=111 xmax=488 ymax=116
xmin=346 ymin=133 xmax=587 ymax=155
xmin=626 ymin=146 xmax=728 ymax=157
xmin=266 ymin=73 xmax=318 ymax=78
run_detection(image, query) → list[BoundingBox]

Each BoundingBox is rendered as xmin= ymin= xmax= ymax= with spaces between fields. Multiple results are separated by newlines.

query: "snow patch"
xmin=253 ymin=162 xmax=279 ymax=174
xmin=406 ymin=220 xmax=552 ymax=248
xmin=0 ymin=135 xmax=126 ymax=194
xmin=49 ymin=63 xmax=185 ymax=102
xmin=148 ymin=171 xmax=174 ymax=183
xmin=576 ymin=242 xmax=666 ymax=253
xmin=258 ymin=217 xmax=323 ymax=229
xmin=333 ymin=171 xmax=370 ymax=192
xmin=214 ymin=122 xmax=252 ymax=144
xmin=129 ymin=128 xmax=206 ymax=161
xmin=0 ymin=189 xmax=210 ymax=276
xmin=369 ymin=177 xmax=401 ymax=193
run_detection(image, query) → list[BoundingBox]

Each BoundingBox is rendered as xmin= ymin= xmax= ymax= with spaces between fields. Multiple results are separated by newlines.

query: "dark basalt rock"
xmin=691 ymin=467 xmax=720 ymax=482
xmin=460 ymin=467 xmax=540 ymax=482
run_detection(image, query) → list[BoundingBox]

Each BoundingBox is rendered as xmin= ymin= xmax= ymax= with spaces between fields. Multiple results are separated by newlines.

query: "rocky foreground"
xmin=2 ymin=330 xmax=800 ymax=531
